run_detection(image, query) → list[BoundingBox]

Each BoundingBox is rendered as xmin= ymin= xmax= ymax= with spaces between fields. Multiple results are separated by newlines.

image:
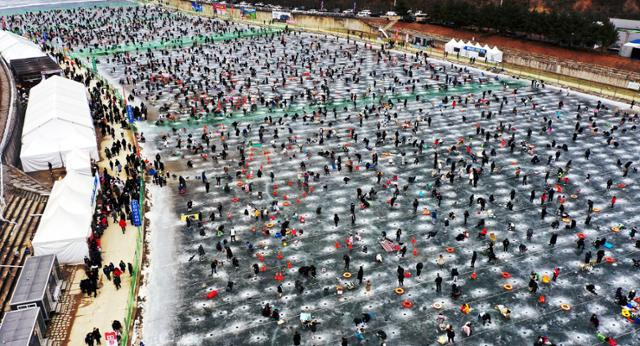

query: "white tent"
xmin=20 ymin=76 xmax=98 ymax=172
xmin=482 ymin=44 xmax=491 ymax=60
xmin=0 ymin=30 xmax=45 ymax=63
xmin=32 ymin=173 xmax=98 ymax=264
xmin=64 ymin=149 xmax=92 ymax=176
xmin=620 ymin=40 xmax=640 ymax=58
xmin=444 ymin=39 xmax=463 ymax=55
xmin=487 ymin=46 xmax=504 ymax=63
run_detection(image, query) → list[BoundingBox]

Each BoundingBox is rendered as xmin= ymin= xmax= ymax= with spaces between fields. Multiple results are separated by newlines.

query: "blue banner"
xmin=192 ymin=2 xmax=203 ymax=12
xmin=131 ymin=200 xmax=141 ymax=227
xmin=126 ymin=104 xmax=134 ymax=123
xmin=91 ymin=174 xmax=99 ymax=205
xmin=463 ymin=45 xmax=486 ymax=55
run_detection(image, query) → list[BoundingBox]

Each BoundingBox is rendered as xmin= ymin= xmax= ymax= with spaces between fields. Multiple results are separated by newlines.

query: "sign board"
xmin=191 ymin=2 xmax=203 ymax=12
xmin=131 ymin=200 xmax=141 ymax=227
xmin=213 ymin=3 xmax=227 ymax=15
xmin=91 ymin=174 xmax=99 ymax=206
xmin=126 ymin=105 xmax=134 ymax=123
xmin=241 ymin=7 xmax=257 ymax=19
xmin=628 ymin=81 xmax=640 ymax=91
xmin=272 ymin=10 xmax=291 ymax=22
xmin=463 ymin=45 xmax=487 ymax=55
xmin=105 ymin=331 xmax=117 ymax=346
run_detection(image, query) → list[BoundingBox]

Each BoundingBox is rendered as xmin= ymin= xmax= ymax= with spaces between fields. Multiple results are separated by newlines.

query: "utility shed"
xmin=0 ymin=307 xmax=46 ymax=346
xmin=9 ymin=254 xmax=62 ymax=321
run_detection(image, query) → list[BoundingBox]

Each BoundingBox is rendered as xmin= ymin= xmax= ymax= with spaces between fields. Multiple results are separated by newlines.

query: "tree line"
xmin=254 ymin=0 xmax=623 ymax=50
xmin=427 ymin=0 xmax=619 ymax=50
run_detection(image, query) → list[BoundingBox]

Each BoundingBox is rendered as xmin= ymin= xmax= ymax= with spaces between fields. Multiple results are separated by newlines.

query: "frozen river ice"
xmin=8 ymin=3 xmax=640 ymax=345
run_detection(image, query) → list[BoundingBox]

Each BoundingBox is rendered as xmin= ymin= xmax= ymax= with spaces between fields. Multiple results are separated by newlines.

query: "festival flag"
xmin=213 ymin=3 xmax=227 ymax=16
xmin=241 ymin=7 xmax=257 ymax=19
xmin=191 ymin=2 xmax=203 ymax=12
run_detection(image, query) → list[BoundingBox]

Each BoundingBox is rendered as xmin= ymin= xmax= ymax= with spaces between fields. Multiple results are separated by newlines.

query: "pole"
xmin=0 ymin=156 xmax=4 ymax=208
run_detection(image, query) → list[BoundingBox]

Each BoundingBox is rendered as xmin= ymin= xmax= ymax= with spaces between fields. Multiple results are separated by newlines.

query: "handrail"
xmin=0 ymin=55 xmax=18 ymax=208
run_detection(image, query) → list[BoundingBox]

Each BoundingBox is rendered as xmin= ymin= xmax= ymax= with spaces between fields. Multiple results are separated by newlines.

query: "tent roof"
xmin=32 ymin=173 xmax=95 ymax=246
xmin=22 ymin=76 xmax=92 ymax=137
xmin=21 ymin=76 xmax=96 ymax=162
xmin=0 ymin=30 xmax=45 ymax=63
xmin=65 ymin=149 xmax=92 ymax=174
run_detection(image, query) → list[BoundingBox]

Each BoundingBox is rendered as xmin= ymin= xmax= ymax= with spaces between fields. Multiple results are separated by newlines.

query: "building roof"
xmin=9 ymin=255 xmax=55 ymax=305
xmin=611 ymin=18 xmax=640 ymax=30
xmin=10 ymin=56 xmax=61 ymax=84
xmin=0 ymin=308 xmax=39 ymax=346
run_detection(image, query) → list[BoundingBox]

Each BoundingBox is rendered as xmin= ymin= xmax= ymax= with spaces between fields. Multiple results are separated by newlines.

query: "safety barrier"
xmin=158 ymin=79 xmax=527 ymax=128
xmin=69 ymin=28 xmax=282 ymax=58
xmin=120 ymin=174 xmax=144 ymax=346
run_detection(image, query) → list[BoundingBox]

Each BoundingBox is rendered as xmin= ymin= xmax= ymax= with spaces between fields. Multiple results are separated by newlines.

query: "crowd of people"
xmin=8 ymin=9 xmax=147 ymax=343
xmin=8 ymin=3 xmax=640 ymax=345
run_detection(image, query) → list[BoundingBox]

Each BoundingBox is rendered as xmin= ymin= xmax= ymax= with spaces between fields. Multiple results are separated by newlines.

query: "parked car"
xmin=415 ymin=11 xmax=428 ymax=23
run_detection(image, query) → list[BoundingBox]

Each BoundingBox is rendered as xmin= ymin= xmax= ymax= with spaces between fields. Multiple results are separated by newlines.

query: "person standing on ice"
xmin=357 ymin=266 xmax=364 ymax=285
xmin=446 ymin=324 xmax=455 ymax=343
xmin=590 ymin=314 xmax=599 ymax=329
xmin=293 ymin=331 xmax=301 ymax=345
xmin=343 ymin=254 xmax=350 ymax=271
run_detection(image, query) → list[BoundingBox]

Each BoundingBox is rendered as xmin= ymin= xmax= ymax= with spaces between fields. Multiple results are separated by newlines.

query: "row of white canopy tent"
xmin=444 ymin=39 xmax=503 ymax=63
xmin=0 ymin=30 xmax=46 ymax=64
xmin=20 ymin=74 xmax=98 ymax=264
xmin=32 ymin=172 xmax=99 ymax=264
xmin=20 ymin=75 xmax=99 ymax=172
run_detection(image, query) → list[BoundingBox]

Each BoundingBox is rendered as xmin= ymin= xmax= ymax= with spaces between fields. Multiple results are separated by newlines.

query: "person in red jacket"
xmin=118 ymin=218 xmax=127 ymax=234
xmin=552 ymin=267 xmax=559 ymax=281
xmin=611 ymin=196 xmax=617 ymax=208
